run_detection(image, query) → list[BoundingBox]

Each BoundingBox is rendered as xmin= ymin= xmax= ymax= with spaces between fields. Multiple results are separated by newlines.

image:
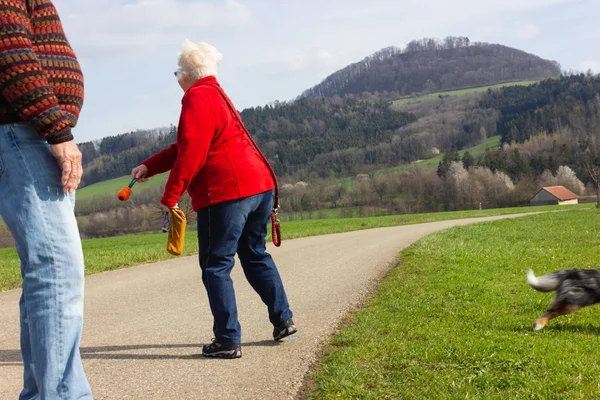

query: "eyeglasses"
xmin=174 ymin=69 xmax=183 ymax=78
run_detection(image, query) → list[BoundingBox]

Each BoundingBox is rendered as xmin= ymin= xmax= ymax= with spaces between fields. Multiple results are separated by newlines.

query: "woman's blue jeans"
xmin=197 ymin=190 xmax=293 ymax=344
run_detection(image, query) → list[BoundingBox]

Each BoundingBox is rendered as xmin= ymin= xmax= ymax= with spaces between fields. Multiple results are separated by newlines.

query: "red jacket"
xmin=142 ymin=76 xmax=275 ymax=211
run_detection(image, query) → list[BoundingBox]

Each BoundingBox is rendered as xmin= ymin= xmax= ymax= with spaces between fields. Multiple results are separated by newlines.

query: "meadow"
xmin=309 ymin=208 xmax=600 ymax=399
xmin=391 ymin=80 xmax=539 ymax=106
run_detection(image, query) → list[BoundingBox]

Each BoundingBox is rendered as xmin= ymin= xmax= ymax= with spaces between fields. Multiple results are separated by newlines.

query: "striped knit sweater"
xmin=0 ymin=0 xmax=84 ymax=144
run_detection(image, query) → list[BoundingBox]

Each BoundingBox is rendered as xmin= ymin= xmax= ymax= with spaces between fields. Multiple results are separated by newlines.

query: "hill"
xmin=79 ymin=38 xmax=561 ymax=186
xmin=80 ymin=97 xmax=417 ymax=183
xmin=300 ymin=37 xmax=560 ymax=99
xmin=65 ymin=38 xmax=600 ymax=242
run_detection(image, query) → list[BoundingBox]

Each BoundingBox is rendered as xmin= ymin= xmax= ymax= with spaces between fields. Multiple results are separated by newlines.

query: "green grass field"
xmin=379 ymin=135 xmax=502 ymax=177
xmin=392 ymin=80 xmax=539 ymax=106
xmin=309 ymin=208 xmax=600 ymax=399
xmin=338 ymin=135 xmax=502 ymax=189
xmin=0 ymin=203 xmax=592 ymax=292
xmin=77 ymin=172 xmax=169 ymax=200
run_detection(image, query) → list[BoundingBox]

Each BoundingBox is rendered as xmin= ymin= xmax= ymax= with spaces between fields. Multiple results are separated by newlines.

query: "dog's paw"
xmin=533 ymin=322 xmax=545 ymax=331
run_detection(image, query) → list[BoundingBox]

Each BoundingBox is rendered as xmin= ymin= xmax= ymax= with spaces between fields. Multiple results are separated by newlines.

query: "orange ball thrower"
xmin=117 ymin=178 xmax=138 ymax=202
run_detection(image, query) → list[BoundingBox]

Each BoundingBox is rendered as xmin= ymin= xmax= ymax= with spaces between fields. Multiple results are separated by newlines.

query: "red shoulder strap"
xmin=204 ymin=82 xmax=282 ymax=247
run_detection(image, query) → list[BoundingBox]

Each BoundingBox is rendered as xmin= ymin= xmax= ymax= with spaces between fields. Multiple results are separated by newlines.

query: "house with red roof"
xmin=529 ymin=186 xmax=579 ymax=206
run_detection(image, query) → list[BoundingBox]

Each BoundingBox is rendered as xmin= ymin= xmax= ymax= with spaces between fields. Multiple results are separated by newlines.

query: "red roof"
xmin=541 ymin=186 xmax=579 ymax=201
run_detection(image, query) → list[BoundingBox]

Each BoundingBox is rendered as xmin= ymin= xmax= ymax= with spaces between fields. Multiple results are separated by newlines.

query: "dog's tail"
xmin=527 ymin=269 xmax=566 ymax=292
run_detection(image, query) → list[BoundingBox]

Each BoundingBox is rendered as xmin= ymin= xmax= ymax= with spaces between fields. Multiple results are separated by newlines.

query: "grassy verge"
xmin=309 ymin=208 xmax=600 ymax=399
xmin=0 ymin=203 xmax=592 ymax=292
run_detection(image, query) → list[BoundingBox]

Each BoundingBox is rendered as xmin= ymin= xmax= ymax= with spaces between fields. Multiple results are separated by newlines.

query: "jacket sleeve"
xmin=141 ymin=144 xmax=178 ymax=177
xmin=0 ymin=2 xmax=76 ymax=144
xmin=161 ymin=90 xmax=216 ymax=207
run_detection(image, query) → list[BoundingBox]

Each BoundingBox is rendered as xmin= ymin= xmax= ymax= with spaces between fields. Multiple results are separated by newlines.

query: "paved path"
xmin=0 ymin=214 xmax=534 ymax=399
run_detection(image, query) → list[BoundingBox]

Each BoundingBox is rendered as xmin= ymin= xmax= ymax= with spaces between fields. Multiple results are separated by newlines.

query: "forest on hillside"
xmin=481 ymin=74 xmax=600 ymax=144
xmin=79 ymin=98 xmax=417 ymax=186
xmin=79 ymin=74 xmax=600 ymax=188
xmin=300 ymin=37 xmax=561 ymax=99
xmin=78 ymin=37 xmax=565 ymax=186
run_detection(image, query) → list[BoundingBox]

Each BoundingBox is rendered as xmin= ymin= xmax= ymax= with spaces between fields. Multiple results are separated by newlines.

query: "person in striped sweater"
xmin=0 ymin=0 xmax=92 ymax=398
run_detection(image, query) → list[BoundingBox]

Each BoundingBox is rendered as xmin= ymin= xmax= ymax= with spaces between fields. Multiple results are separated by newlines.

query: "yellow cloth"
xmin=167 ymin=208 xmax=186 ymax=256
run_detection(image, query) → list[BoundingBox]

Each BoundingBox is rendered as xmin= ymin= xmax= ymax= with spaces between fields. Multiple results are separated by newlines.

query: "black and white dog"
xmin=527 ymin=269 xmax=600 ymax=331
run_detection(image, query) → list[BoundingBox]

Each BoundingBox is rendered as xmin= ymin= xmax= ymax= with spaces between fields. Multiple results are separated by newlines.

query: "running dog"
xmin=527 ymin=268 xmax=600 ymax=331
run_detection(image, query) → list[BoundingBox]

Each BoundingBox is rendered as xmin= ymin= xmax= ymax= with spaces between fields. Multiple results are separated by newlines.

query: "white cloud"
xmin=284 ymin=48 xmax=338 ymax=71
xmin=579 ymin=60 xmax=600 ymax=73
xmin=518 ymin=24 xmax=541 ymax=38
xmin=476 ymin=21 xmax=542 ymax=40
xmin=363 ymin=0 xmax=577 ymax=25
xmin=56 ymin=0 xmax=252 ymax=58
xmin=316 ymin=49 xmax=336 ymax=65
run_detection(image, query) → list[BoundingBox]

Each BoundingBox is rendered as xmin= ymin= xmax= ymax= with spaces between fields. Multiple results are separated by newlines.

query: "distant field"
xmin=344 ymin=135 xmax=503 ymax=186
xmin=392 ymin=80 xmax=539 ymax=106
xmin=386 ymin=135 xmax=502 ymax=175
xmin=338 ymin=134 xmax=502 ymax=189
xmin=0 ymin=203 xmax=592 ymax=291
xmin=77 ymin=172 xmax=169 ymax=200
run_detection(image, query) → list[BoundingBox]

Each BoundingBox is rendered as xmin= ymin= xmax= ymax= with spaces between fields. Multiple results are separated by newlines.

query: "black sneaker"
xmin=273 ymin=318 xmax=298 ymax=341
xmin=202 ymin=339 xmax=242 ymax=359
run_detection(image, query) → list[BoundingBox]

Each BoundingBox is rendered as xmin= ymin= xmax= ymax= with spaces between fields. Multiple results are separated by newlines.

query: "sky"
xmin=52 ymin=0 xmax=600 ymax=143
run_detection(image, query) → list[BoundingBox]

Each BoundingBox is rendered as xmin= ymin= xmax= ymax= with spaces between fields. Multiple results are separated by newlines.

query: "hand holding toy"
xmin=117 ymin=178 xmax=137 ymax=202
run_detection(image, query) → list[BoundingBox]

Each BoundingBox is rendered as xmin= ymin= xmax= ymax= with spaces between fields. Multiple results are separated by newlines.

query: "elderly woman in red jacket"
xmin=131 ymin=40 xmax=296 ymax=358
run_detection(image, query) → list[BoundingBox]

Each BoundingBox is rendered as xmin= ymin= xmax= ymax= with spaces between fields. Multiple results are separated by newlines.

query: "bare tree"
xmin=583 ymin=155 xmax=600 ymax=208
xmin=372 ymin=174 xmax=391 ymax=206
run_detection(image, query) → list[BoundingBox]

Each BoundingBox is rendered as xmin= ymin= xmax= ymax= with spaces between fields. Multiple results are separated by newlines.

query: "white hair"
xmin=177 ymin=40 xmax=223 ymax=81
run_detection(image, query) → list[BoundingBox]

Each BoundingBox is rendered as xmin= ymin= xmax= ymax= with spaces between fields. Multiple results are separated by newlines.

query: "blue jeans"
xmin=0 ymin=124 xmax=92 ymax=399
xmin=197 ymin=190 xmax=293 ymax=343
